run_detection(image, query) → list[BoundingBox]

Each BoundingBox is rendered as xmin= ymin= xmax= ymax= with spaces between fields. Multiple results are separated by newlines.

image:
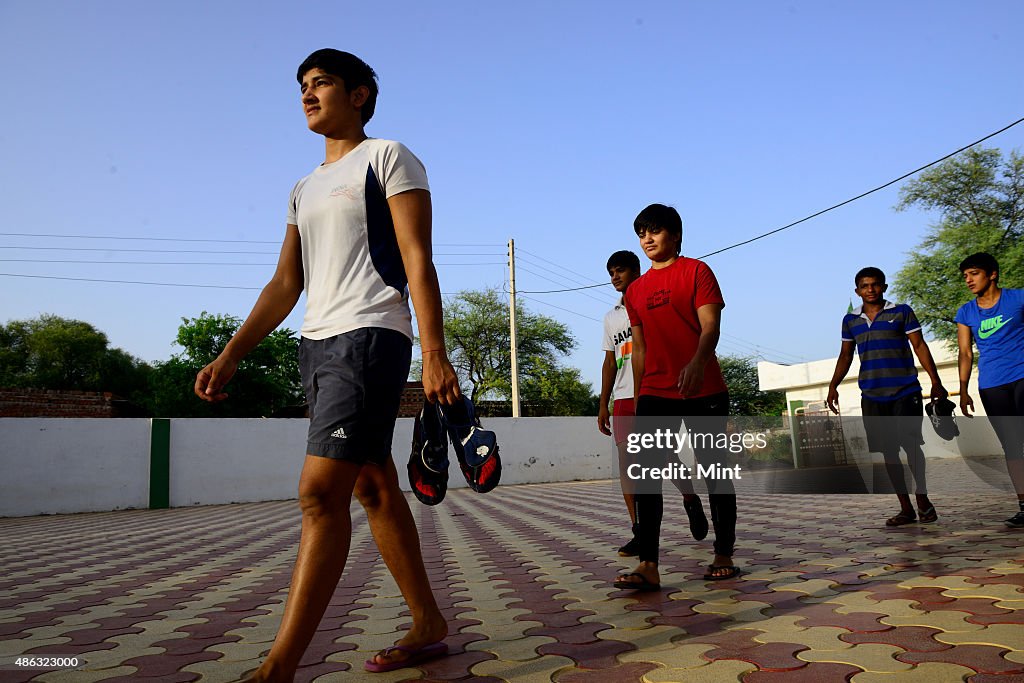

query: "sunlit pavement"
xmin=2 ymin=480 xmax=1022 ymax=682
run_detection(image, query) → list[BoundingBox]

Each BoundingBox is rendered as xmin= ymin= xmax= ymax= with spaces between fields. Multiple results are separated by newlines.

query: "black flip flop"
xmin=364 ymin=641 xmax=448 ymax=673
xmin=703 ymin=565 xmax=741 ymax=581
xmin=684 ymin=497 xmax=709 ymax=541
xmin=407 ymin=402 xmax=449 ymax=506
xmin=886 ymin=510 xmax=917 ymax=527
xmin=613 ymin=572 xmax=661 ymax=591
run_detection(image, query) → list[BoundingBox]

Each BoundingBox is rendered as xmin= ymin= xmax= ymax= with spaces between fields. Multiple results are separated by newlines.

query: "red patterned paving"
xmin=898 ymin=645 xmax=1024 ymax=675
xmin=0 ymin=484 xmax=1020 ymax=681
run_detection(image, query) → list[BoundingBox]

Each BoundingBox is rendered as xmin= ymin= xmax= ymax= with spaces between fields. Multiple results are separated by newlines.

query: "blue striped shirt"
xmin=841 ymin=301 xmax=922 ymax=402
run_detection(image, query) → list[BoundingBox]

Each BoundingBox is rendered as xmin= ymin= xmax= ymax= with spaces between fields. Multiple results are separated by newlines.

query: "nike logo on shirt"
xmin=979 ymin=315 xmax=1013 ymax=339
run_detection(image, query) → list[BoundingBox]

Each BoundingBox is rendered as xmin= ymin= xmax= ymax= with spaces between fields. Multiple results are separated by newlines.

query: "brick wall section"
xmin=2 ymin=384 xmax=427 ymax=419
xmin=399 ymin=382 xmax=425 ymax=418
xmin=0 ymin=388 xmax=119 ymax=418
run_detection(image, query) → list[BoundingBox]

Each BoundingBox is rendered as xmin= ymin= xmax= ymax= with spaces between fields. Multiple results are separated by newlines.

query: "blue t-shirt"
xmin=955 ymin=288 xmax=1024 ymax=389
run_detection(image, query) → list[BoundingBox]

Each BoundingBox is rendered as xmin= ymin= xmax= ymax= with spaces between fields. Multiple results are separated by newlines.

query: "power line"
xmin=719 ymin=332 xmax=807 ymax=362
xmin=510 ymin=115 xmax=1024 ymax=291
xmin=512 ymin=258 xmax=806 ymax=361
xmin=434 ymin=244 xmax=505 ymax=248
xmin=0 ymin=271 xmax=472 ymax=297
xmin=514 ymin=276 xmax=794 ymax=360
xmin=517 ymin=248 xmax=595 ymax=282
xmin=0 ymin=232 xmax=281 ymax=244
xmin=698 ymin=114 xmax=1024 ymax=259
xmin=517 ymin=252 xmax=595 ymax=285
xmin=518 ymin=248 xmax=607 ymax=287
xmin=0 ymin=245 xmax=504 ymax=256
xmin=717 ymin=340 xmax=761 ymax=358
xmin=715 ymin=339 xmax=796 ymax=365
xmin=517 ymin=293 xmax=602 ymax=323
xmin=0 ymin=258 xmax=505 ymax=266
xmin=435 ymin=252 xmax=508 ymax=257
xmin=0 ymin=246 xmax=279 ymax=254
xmin=0 ymin=273 xmax=261 ymax=290
xmin=0 ymin=231 xmax=504 ymax=248
xmin=516 ymin=265 xmax=616 ymax=307
xmin=515 ymin=253 xmax=610 ymax=294
xmin=513 ymin=262 xmax=805 ymax=360
xmin=516 ymin=281 xmax=608 ymax=294
xmin=0 ymin=259 xmax=279 ymax=266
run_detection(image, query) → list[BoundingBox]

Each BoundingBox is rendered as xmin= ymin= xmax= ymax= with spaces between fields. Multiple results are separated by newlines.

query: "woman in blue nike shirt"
xmin=955 ymin=252 xmax=1024 ymax=528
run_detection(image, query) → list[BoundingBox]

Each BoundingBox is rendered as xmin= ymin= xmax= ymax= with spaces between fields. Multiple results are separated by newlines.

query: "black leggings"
xmin=634 ymin=393 xmax=736 ymax=563
xmin=979 ymin=377 xmax=1024 ymax=494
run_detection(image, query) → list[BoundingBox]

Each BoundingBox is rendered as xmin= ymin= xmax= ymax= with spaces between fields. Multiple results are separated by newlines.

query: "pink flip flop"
xmin=364 ymin=641 xmax=449 ymax=673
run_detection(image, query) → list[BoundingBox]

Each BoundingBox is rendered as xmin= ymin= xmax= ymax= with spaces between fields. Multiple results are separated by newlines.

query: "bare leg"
xmin=244 ymin=456 xmax=362 ymax=683
xmin=881 ymin=449 xmax=916 ymax=524
xmin=357 ymin=459 xmax=447 ymax=668
xmin=915 ymin=493 xmax=936 ymax=521
xmin=617 ymin=441 xmax=637 ymax=524
xmin=895 ymin=493 xmax=914 ymax=513
xmin=1006 ymin=458 xmax=1024 ymax=501
xmin=904 ymin=444 xmax=928 ymax=495
xmin=904 ymin=444 xmax=936 ymax=516
xmin=624 ymin=492 xmax=637 ymax=523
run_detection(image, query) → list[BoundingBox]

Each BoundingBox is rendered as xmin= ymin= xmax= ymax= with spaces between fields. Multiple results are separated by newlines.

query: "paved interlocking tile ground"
xmin=1 ymin=482 xmax=1022 ymax=682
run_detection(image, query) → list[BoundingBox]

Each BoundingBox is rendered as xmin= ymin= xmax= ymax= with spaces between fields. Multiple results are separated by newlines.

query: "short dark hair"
xmin=854 ymin=267 xmax=885 ymax=285
xmin=959 ymin=252 xmax=999 ymax=280
xmin=297 ymin=49 xmax=379 ymax=124
xmin=606 ymin=250 xmax=641 ymax=273
xmin=634 ymin=204 xmax=683 ymax=255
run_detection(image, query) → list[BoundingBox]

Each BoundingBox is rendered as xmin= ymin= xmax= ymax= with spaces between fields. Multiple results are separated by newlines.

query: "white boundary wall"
xmin=0 ymin=419 xmax=151 ymax=517
xmin=1 ymin=417 xmax=613 ymax=517
xmin=758 ymin=345 xmax=1004 ymax=458
xmin=168 ymin=418 xmax=309 ymax=507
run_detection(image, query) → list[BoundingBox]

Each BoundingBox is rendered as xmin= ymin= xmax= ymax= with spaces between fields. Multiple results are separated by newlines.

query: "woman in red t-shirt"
xmin=615 ymin=204 xmax=739 ymax=590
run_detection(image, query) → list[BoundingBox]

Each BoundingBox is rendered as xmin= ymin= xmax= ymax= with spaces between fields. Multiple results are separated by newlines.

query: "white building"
xmin=757 ymin=342 xmax=1002 ymax=462
xmin=757 ymin=343 xmax=975 ymax=417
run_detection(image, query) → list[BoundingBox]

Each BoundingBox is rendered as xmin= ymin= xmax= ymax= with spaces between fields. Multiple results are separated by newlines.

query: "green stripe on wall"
xmin=149 ymin=418 xmax=170 ymax=509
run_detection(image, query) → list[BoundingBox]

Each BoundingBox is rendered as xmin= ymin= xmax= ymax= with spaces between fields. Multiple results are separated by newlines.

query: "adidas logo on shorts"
xmin=330 ymin=426 xmax=347 ymax=439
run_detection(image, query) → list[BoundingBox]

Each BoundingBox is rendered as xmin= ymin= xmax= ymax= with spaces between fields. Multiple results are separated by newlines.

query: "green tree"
xmin=146 ymin=312 xmax=303 ymax=417
xmin=719 ymin=354 xmax=786 ymax=416
xmin=521 ymin=362 xmax=599 ymax=416
xmin=892 ymin=147 xmax=1024 ymax=345
xmin=0 ymin=314 xmax=150 ymax=399
xmin=442 ymin=288 xmax=596 ymax=415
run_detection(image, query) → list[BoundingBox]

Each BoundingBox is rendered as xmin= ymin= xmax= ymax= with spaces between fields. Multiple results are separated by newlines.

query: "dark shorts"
xmin=612 ymin=398 xmax=635 ymax=446
xmin=861 ymin=392 xmax=924 ymax=454
xmin=298 ymin=327 xmax=412 ymax=465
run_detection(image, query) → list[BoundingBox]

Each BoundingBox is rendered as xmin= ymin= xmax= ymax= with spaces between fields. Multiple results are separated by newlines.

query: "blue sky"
xmin=2 ymin=1 xmax=1023 ymax=392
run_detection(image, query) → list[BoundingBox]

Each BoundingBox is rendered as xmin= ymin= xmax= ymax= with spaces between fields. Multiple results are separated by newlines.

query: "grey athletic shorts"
xmin=298 ymin=327 xmax=412 ymax=465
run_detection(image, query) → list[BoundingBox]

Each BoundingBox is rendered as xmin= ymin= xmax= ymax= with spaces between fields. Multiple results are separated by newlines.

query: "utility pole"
xmin=508 ymin=239 xmax=521 ymax=417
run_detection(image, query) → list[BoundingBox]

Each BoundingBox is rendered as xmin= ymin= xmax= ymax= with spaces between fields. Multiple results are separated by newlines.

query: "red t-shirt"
xmin=624 ymin=257 xmax=728 ymax=399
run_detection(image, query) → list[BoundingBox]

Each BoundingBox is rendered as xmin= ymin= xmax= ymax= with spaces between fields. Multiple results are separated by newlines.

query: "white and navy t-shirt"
xmin=602 ymin=303 xmax=634 ymax=401
xmin=287 ymin=139 xmax=428 ymax=341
